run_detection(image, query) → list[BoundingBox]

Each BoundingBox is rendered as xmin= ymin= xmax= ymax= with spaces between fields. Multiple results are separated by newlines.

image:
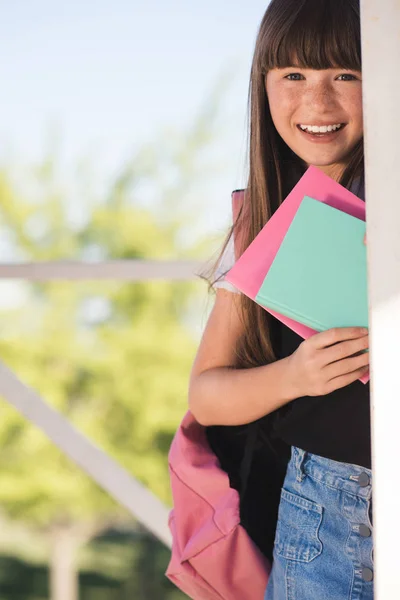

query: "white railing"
xmin=0 ymin=260 xmax=202 ymax=281
xmin=0 ymin=259 xmax=203 ymax=549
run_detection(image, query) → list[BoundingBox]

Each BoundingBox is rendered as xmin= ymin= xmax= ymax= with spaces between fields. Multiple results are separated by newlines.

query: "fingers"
xmin=325 ymin=348 xmax=369 ymax=380
xmin=323 ymin=334 xmax=369 ymax=365
xmin=364 ymin=233 xmax=367 ymax=245
xmin=312 ymin=327 xmax=368 ymax=350
xmin=324 ymin=365 xmax=370 ymax=393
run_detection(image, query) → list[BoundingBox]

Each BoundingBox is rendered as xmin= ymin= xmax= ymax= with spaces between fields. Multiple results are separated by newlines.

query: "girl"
xmin=189 ymin=0 xmax=373 ymax=599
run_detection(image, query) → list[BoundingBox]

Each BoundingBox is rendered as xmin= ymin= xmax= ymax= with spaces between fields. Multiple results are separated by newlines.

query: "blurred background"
xmin=0 ymin=1 xmax=269 ymax=598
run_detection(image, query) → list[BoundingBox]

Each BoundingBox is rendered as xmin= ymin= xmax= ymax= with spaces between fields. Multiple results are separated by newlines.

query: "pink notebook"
xmin=226 ymin=166 xmax=369 ymax=384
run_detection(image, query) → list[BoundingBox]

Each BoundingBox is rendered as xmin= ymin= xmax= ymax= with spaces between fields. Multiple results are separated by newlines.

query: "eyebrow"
xmin=280 ymin=65 xmax=361 ymax=72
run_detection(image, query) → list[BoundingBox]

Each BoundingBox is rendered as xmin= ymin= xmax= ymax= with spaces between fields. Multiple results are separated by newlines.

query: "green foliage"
xmin=0 ymin=530 xmax=187 ymax=600
xmin=0 ymin=95 xmax=223 ymax=534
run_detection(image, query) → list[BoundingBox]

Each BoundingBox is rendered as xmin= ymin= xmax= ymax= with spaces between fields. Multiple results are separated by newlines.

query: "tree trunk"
xmin=49 ymin=526 xmax=79 ymax=600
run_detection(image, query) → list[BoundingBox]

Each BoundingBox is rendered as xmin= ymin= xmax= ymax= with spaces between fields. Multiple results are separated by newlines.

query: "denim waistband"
xmin=291 ymin=447 xmax=373 ymax=501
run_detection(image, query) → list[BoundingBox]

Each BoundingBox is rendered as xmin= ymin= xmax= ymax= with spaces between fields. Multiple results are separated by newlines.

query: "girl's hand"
xmin=364 ymin=233 xmax=367 ymax=245
xmin=286 ymin=327 xmax=369 ymax=397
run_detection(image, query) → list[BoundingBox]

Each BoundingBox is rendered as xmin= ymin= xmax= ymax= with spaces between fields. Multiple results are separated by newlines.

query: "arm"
xmin=189 ymin=289 xmax=370 ymax=427
xmin=189 ymin=289 xmax=298 ymax=426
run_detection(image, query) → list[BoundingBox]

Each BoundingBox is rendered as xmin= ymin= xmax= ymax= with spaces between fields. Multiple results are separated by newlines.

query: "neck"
xmin=312 ymin=164 xmax=346 ymax=182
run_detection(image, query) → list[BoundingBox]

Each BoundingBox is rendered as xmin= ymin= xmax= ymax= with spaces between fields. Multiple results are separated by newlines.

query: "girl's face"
xmin=265 ymin=67 xmax=363 ymax=179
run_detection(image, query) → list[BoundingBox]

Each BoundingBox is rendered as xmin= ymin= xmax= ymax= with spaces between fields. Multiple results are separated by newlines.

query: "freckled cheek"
xmin=355 ymin=99 xmax=364 ymax=130
xmin=349 ymin=105 xmax=364 ymax=139
xmin=268 ymin=91 xmax=299 ymax=130
xmin=342 ymin=91 xmax=364 ymax=128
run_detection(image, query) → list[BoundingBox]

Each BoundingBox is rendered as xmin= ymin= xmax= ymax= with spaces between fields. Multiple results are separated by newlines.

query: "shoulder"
xmin=214 ymin=188 xmax=246 ymax=292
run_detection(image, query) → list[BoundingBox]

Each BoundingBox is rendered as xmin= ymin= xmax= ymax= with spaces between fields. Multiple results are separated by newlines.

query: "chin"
xmin=301 ymin=154 xmax=346 ymax=169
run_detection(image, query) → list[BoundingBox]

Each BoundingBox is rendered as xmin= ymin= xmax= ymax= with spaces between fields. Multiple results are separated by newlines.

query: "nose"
xmin=305 ymin=81 xmax=337 ymax=111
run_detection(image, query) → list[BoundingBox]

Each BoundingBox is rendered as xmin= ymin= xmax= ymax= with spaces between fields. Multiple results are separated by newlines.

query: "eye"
xmin=336 ymin=73 xmax=359 ymax=81
xmin=284 ymin=73 xmax=305 ymax=81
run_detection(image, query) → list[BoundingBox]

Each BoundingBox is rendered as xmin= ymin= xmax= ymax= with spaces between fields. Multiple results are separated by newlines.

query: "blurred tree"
xmin=0 ymin=84 xmax=227 ymax=600
xmin=0 ymin=529 xmax=187 ymax=600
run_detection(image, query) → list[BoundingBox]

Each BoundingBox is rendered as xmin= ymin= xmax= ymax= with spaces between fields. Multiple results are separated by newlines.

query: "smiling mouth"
xmin=297 ymin=123 xmax=347 ymax=136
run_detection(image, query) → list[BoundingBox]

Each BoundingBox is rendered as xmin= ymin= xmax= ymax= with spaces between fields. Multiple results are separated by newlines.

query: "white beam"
xmin=0 ymin=362 xmax=172 ymax=548
xmin=361 ymin=1 xmax=400 ymax=597
xmin=0 ymin=260 xmax=202 ymax=281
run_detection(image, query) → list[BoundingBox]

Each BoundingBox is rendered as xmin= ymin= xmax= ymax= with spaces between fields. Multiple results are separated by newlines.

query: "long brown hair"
xmin=214 ymin=0 xmax=364 ymax=369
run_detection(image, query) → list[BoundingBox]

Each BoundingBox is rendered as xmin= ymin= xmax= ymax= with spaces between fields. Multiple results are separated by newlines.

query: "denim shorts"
xmin=265 ymin=446 xmax=374 ymax=600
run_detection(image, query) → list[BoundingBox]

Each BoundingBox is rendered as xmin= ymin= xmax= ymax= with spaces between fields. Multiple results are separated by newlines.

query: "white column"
xmin=360 ymin=1 xmax=400 ymax=597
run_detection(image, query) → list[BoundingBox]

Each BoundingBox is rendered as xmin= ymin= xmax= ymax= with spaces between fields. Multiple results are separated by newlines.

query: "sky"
xmin=0 ymin=0 xmax=270 ymax=305
xmin=1 ymin=1 xmax=270 ymax=214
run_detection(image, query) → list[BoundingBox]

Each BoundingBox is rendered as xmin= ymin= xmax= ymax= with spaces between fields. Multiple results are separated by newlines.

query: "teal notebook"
xmin=255 ymin=196 xmax=368 ymax=332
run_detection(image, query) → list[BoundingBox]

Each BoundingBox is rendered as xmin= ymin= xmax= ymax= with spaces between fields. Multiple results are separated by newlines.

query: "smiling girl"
xmin=189 ymin=0 xmax=373 ymax=598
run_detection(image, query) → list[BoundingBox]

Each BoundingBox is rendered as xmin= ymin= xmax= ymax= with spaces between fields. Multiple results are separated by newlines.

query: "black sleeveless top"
xmin=272 ymin=322 xmax=371 ymax=468
xmin=206 ymin=317 xmax=370 ymax=561
xmin=206 ymin=318 xmax=370 ymax=562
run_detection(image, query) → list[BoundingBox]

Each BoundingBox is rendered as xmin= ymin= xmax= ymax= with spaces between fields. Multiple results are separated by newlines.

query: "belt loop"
xmin=294 ymin=447 xmax=307 ymax=482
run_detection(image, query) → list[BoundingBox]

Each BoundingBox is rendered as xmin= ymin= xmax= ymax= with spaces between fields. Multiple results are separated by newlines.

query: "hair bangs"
xmin=259 ymin=0 xmax=361 ymax=73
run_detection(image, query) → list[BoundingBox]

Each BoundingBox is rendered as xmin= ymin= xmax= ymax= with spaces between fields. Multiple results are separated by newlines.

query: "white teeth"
xmin=300 ymin=123 xmax=342 ymax=133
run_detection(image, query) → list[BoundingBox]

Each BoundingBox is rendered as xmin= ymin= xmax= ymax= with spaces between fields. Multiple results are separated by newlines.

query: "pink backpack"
xmin=165 ymin=411 xmax=270 ymax=599
xmin=166 ymin=190 xmax=270 ymax=598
